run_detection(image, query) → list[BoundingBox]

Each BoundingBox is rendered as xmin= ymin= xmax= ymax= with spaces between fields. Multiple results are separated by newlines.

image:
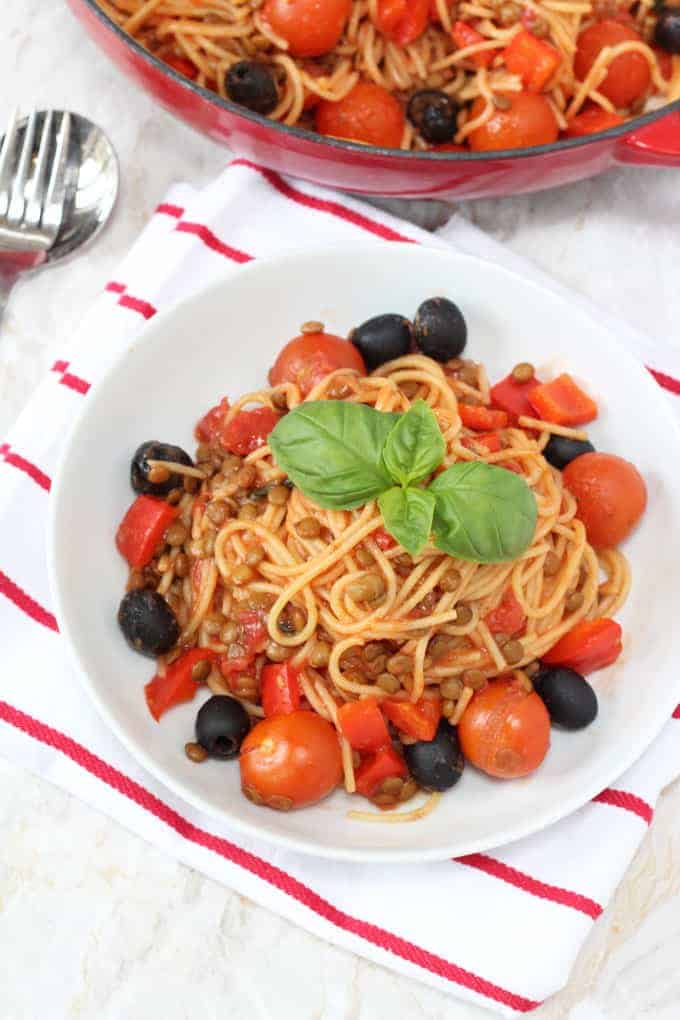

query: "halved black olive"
xmin=403 ymin=718 xmax=465 ymax=791
xmin=131 ymin=440 xmax=193 ymax=496
xmin=226 ymin=61 xmax=278 ymax=114
xmin=196 ymin=696 xmax=251 ymax=759
xmin=655 ymin=7 xmax=680 ymax=53
xmin=414 ymin=297 xmax=467 ymax=361
xmin=349 ymin=314 xmax=413 ymax=370
xmin=534 ymin=666 xmax=598 ymax=730
xmin=543 ymin=434 xmax=595 ymax=471
xmin=117 ymin=589 xmax=179 ymax=657
xmin=408 ymin=90 xmax=459 ymax=144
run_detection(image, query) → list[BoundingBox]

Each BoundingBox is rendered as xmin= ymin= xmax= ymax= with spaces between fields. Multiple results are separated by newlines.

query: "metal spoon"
xmin=0 ymin=110 xmax=119 ymax=324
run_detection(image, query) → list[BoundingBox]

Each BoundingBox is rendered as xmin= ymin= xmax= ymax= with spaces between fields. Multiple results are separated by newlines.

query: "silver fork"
xmin=0 ymin=109 xmax=71 ymax=324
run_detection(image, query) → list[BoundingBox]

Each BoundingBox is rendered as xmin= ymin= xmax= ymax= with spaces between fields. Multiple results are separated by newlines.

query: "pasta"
xmin=97 ymin=0 xmax=680 ymax=150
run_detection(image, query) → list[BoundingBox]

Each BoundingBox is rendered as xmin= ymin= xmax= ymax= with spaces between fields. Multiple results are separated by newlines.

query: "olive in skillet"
xmin=543 ymin=434 xmax=595 ymax=471
xmin=413 ymin=297 xmax=467 ymax=362
xmin=655 ymin=7 xmax=680 ymax=53
xmin=407 ymin=90 xmax=459 ymax=144
xmin=131 ymin=441 xmax=193 ymax=497
xmin=533 ymin=666 xmax=598 ymax=730
xmin=196 ymin=696 xmax=251 ymax=759
xmin=117 ymin=589 xmax=180 ymax=657
xmin=226 ymin=61 xmax=278 ymax=115
xmin=349 ymin=314 xmax=413 ymax=370
xmin=403 ymin=718 xmax=465 ymax=791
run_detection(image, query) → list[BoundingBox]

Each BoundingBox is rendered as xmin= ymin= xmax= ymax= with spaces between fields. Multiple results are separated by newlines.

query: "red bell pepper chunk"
xmin=528 ymin=373 xmax=598 ymax=426
xmin=355 ymin=745 xmax=408 ymax=798
xmin=338 ymin=697 xmax=391 ymax=752
xmin=485 ymin=588 xmax=527 ymax=636
xmin=196 ymin=398 xmax=229 ymax=444
xmin=145 ymin=648 xmax=217 ymax=721
xmin=222 ymin=406 xmax=281 ymax=457
xmin=542 ymin=618 xmax=622 ymax=675
xmin=504 ymin=29 xmax=561 ymax=92
xmin=382 ymin=696 xmax=442 ymax=742
xmin=461 ymin=431 xmax=502 ymax=453
xmin=452 ymin=21 xmax=494 ymax=67
xmin=459 ymin=403 xmax=508 ymax=431
xmin=261 ymin=661 xmax=302 ymax=717
xmin=373 ymin=527 xmax=397 ymax=551
xmin=564 ymin=108 xmax=625 ymax=138
xmin=376 ymin=0 xmax=430 ymax=44
xmin=116 ymin=495 xmax=178 ymax=568
xmin=490 ymin=371 xmax=543 ymax=420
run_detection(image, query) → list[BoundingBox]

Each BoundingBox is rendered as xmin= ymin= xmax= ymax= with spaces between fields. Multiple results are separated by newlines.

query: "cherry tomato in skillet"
xmin=467 ymin=92 xmax=558 ymax=152
xmin=563 ymin=452 xmax=647 ymax=548
xmin=262 ymin=0 xmax=352 ymax=57
xmin=574 ymin=20 xmax=650 ymax=108
xmin=268 ymin=332 xmax=366 ymax=396
xmin=375 ymin=0 xmax=430 ymax=45
xmin=458 ymin=677 xmax=550 ymax=778
xmin=316 ymin=82 xmax=406 ymax=148
xmin=240 ymin=711 xmax=343 ymax=809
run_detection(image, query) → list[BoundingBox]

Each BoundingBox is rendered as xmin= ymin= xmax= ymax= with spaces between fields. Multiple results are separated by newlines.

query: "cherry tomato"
xmin=432 ymin=142 xmax=468 ymax=152
xmin=164 ymin=54 xmax=199 ymax=80
xmin=562 ymin=452 xmax=647 ymax=548
xmin=262 ymin=0 xmax=351 ymax=57
xmin=467 ymin=92 xmax=558 ymax=152
xmin=375 ymin=0 xmax=430 ymax=45
xmin=316 ymin=82 xmax=406 ymax=148
xmin=240 ymin=711 xmax=343 ymax=809
xmin=268 ymin=332 xmax=366 ymax=396
xmin=196 ymin=399 xmax=229 ymax=444
xmin=373 ymin=527 xmax=397 ymax=550
xmin=222 ymin=406 xmax=281 ymax=456
xmin=458 ymin=678 xmax=550 ymax=778
xmin=574 ymin=20 xmax=650 ymax=108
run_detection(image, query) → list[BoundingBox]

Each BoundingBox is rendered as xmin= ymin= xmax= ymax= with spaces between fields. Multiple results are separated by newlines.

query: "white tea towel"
xmin=2 ymin=159 xmax=680 ymax=1016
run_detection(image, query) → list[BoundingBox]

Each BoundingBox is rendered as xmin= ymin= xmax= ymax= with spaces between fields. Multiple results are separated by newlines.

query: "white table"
xmin=2 ymin=2 xmax=680 ymax=1017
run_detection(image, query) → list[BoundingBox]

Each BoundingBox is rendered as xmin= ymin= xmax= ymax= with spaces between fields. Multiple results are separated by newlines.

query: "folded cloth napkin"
xmin=2 ymin=159 xmax=680 ymax=1017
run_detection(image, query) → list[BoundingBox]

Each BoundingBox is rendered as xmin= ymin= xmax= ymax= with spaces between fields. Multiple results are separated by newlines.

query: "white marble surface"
xmin=2 ymin=2 xmax=680 ymax=1017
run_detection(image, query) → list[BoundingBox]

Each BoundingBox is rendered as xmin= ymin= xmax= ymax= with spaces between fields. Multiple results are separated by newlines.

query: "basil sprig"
xmin=269 ymin=399 xmax=537 ymax=562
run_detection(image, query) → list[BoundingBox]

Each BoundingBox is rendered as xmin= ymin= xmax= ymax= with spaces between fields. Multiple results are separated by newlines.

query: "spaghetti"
xmin=97 ymin=0 xmax=680 ymax=150
xmin=116 ymin=315 xmax=643 ymax=817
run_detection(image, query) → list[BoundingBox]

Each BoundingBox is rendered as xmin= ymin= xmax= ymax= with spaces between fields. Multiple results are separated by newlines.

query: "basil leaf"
xmin=430 ymin=461 xmax=537 ymax=563
xmin=269 ymin=401 xmax=396 ymax=510
xmin=382 ymin=400 xmax=446 ymax=488
xmin=378 ymin=486 xmax=435 ymax=556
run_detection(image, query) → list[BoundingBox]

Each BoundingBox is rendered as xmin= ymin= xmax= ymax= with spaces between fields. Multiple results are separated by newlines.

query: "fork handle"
xmin=0 ymin=249 xmax=47 ymax=330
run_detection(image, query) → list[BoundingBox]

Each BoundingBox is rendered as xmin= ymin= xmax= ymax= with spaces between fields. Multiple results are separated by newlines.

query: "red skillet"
xmin=68 ymin=0 xmax=680 ymax=200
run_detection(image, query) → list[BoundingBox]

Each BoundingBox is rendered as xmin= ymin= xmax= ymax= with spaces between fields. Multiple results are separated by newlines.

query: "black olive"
xmin=403 ymin=719 xmax=465 ymax=791
xmin=407 ymin=90 xmax=459 ymax=144
xmin=349 ymin=314 xmax=413 ymax=370
xmin=534 ymin=666 xmax=598 ymax=730
xmin=543 ymin=434 xmax=595 ymax=471
xmin=226 ymin=61 xmax=278 ymax=114
xmin=196 ymin=696 xmax=251 ymax=759
xmin=117 ymin=589 xmax=180 ymax=657
xmin=654 ymin=7 xmax=680 ymax=52
xmin=413 ymin=297 xmax=467 ymax=362
xmin=131 ymin=440 xmax=193 ymax=496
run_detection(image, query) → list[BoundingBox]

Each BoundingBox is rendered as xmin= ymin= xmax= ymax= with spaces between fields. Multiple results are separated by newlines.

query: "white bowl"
xmin=48 ymin=245 xmax=680 ymax=862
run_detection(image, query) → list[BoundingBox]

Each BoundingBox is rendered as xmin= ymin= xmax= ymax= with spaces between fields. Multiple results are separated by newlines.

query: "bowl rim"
xmin=75 ymin=0 xmax=680 ymax=164
xmin=47 ymin=244 xmax=680 ymax=862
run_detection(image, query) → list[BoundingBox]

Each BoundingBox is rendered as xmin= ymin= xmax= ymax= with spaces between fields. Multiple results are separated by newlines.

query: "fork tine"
xmin=0 ymin=107 xmax=21 ymax=217
xmin=41 ymin=112 xmax=71 ymax=236
xmin=24 ymin=112 xmax=54 ymax=230
xmin=7 ymin=109 xmax=38 ymax=225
